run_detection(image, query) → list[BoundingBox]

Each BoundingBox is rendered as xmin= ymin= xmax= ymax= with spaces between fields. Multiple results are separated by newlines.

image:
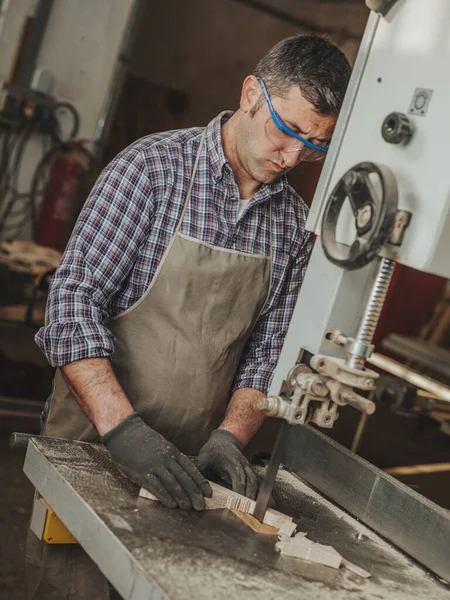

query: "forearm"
xmin=62 ymin=358 xmax=134 ymax=436
xmin=219 ymin=387 xmax=267 ymax=447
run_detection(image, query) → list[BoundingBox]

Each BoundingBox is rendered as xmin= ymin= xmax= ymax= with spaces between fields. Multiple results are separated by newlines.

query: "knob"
xmin=382 ymin=112 xmax=413 ymax=145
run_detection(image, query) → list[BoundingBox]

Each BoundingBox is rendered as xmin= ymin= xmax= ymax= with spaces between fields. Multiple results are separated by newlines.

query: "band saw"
xmin=18 ymin=0 xmax=450 ymax=597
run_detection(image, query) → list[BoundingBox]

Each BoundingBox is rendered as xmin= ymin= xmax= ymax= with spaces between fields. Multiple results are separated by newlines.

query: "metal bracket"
xmin=310 ymin=354 xmax=378 ymax=391
xmin=258 ymin=358 xmax=376 ymax=427
xmin=30 ymin=495 xmax=78 ymax=544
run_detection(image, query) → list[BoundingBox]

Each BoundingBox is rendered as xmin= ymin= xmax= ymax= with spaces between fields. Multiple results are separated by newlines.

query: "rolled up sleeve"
xmin=35 ymin=148 xmax=153 ymax=367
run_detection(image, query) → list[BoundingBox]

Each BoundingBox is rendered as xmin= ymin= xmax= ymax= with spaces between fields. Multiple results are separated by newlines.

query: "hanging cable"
xmin=0 ymin=99 xmax=86 ymax=241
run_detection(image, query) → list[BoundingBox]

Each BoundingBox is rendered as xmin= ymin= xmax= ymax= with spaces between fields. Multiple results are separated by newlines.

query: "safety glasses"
xmin=257 ymin=77 xmax=330 ymax=161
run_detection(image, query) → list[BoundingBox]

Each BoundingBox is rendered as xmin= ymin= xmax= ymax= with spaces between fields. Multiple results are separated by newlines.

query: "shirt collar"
xmin=205 ymin=111 xmax=231 ymax=181
xmin=205 ymin=111 xmax=288 ymax=197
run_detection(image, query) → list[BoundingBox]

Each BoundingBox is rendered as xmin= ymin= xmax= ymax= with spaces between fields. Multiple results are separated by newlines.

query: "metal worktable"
xmin=24 ymin=437 xmax=449 ymax=600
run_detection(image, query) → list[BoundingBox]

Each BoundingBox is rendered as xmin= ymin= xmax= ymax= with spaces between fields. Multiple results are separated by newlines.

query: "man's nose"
xmin=280 ymin=148 xmax=303 ymax=168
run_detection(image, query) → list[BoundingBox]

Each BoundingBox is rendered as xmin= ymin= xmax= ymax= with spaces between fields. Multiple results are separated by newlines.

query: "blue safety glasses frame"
xmin=256 ymin=77 xmax=330 ymax=154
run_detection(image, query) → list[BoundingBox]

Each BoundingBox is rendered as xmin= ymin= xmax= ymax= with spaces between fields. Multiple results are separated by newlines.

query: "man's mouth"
xmin=270 ymin=161 xmax=285 ymax=173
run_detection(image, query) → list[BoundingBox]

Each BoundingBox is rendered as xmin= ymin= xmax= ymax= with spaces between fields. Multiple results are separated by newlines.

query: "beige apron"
xmin=44 ymin=130 xmax=272 ymax=455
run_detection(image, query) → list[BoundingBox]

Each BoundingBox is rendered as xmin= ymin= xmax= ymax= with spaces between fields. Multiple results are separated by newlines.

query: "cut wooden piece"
xmin=203 ymin=481 xmax=254 ymax=512
xmin=276 ymin=535 xmax=342 ymax=569
xmin=231 ymin=510 xmax=278 ymax=535
xmin=342 ymin=559 xmax=372 ymax=579
xmin=277 ymin=519 xmax=298 ymax=538
xmin=139 ymin=480 xmax=295 ymax=534
xmin=277 ymin=532 xmax=372 ymax=578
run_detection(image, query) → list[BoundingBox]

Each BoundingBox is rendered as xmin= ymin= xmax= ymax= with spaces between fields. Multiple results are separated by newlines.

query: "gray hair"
xmin=252 ymin=34 xmax=351 ymax=117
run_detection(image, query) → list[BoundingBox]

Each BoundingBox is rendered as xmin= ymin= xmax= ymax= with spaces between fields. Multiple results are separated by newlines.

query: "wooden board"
xmin=139 ymin=480 xmax=295 ymax=534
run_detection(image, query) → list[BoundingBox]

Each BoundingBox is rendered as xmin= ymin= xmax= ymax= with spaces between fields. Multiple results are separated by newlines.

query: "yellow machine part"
xmin=40 ymin=499 xmax=78 ymax=544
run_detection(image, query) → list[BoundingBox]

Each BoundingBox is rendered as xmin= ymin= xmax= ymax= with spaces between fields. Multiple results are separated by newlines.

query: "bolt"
xmin=340 ymin=391 xmax=350 ymax=403
xmin=311 ymin=381 xmax=328 ymax=397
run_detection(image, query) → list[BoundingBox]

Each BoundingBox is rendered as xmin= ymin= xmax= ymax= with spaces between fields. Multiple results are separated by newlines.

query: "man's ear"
xmin=240 ymin=76 xmax=260 ymax=114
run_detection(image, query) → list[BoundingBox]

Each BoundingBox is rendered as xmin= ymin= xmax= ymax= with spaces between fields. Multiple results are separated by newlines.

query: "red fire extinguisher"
xmin=36 ymin=150 xmax=88 ymax=251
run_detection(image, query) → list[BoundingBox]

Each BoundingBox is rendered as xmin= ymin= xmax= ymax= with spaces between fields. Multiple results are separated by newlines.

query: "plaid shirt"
xmin=36 ymin=112 xmax=313 ymax=394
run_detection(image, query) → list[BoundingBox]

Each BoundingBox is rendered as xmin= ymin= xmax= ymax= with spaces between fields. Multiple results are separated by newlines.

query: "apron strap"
xmin=175 ymin=128 xmax=207 ymax=234
xmin=269 ymin=199 xmax=273 ymax=260
xmin=268 ymin=198 xmax=273 ymax=280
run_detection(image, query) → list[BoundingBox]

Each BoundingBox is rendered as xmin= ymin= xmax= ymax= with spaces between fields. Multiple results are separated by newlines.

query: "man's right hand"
xmin=101 ymin=413 xmax=212 ymax=510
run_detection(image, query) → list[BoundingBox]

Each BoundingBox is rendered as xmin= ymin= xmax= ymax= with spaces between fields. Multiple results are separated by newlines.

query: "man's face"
xmin=237 ymin=77 xmax=337 ymax=186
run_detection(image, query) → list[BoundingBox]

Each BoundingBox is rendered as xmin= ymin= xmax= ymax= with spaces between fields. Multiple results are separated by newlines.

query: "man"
xmin=30 ymin=34 xmax=350 ymax=598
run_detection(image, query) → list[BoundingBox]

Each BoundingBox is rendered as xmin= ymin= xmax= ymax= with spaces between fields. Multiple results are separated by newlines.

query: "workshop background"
xmin=1 ymin=1 xmax=449 ymax=598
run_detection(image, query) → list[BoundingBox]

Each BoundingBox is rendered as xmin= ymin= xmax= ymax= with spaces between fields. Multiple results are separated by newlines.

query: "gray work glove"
xmin=101 ymin=413 xmax=212 ymax=510
xmin=196 ymin=429 xmax=258 ymax=500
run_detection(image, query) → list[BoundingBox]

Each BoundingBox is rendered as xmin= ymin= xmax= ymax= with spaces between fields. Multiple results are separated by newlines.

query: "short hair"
xmin=252 ymin=34 xmax=351 ymax=117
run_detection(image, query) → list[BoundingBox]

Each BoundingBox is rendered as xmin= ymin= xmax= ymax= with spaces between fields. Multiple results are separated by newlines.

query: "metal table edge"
xmin=23 ymin=439 xmax=169 ymax=600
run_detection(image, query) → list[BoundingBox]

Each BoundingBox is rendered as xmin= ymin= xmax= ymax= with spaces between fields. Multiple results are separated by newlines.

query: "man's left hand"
xmin=196 ymin=429 xmax=258 ymax=499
